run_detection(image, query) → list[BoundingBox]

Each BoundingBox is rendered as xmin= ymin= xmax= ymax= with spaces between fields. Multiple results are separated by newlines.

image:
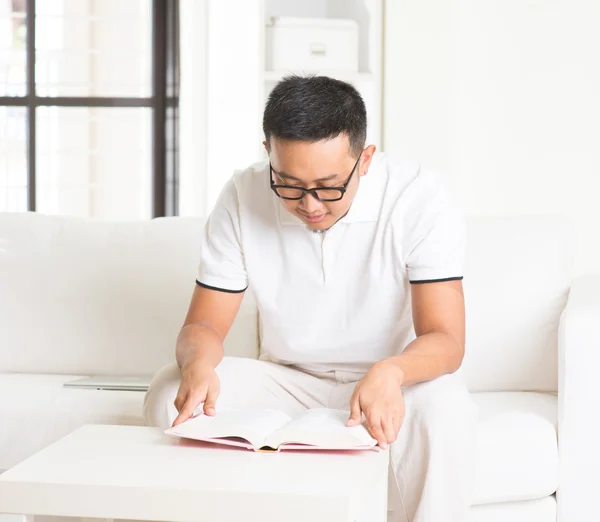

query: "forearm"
xmin=175 ymin=323 xmax=224 ymax=370
xmin=385 ymin=331 xmax=464 ymax=386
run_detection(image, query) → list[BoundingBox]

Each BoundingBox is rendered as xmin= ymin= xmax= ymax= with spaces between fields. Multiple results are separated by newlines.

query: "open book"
xmin=165 ymin=408 xmax=378 ymax=452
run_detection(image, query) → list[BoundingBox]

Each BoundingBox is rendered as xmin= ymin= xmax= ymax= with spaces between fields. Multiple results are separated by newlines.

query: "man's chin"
xmin=305 ymin=220 xmax=334 ymax=233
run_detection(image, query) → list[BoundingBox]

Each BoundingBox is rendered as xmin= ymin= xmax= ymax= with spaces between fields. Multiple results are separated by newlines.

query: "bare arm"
xmin=176 ymin=284 xmax=245 ymax=370
xmin=171 ymin=284 xmax=244 ymax=426
xmin=386 ymin=279 xmax=466 ymax=385
xmin=347 ymin=279 xmax=466 ymax=447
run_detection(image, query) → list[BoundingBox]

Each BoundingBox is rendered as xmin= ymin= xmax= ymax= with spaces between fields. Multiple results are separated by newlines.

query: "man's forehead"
xmin=273 ymin=166 xmax=340 ymax=183
xmin=269 ymin=141 xmax=355 ymax=182
xmin=269 ymin=135 xmax=353 ymax=160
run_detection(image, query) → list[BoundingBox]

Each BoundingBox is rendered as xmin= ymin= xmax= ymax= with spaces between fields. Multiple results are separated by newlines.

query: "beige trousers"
xmin=144 ymin=357 xmax=477 ymax=522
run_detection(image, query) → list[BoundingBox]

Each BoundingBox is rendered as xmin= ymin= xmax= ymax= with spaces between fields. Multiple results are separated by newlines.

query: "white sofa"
xmin=1 ymin=211 xmax=599 ymax=522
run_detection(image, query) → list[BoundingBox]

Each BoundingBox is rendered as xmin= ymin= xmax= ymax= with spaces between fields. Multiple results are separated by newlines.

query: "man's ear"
xmin=263 ymin=140 xmax=269 ymax=154
xmin=360 ymin=144 xmax=377 ymax=176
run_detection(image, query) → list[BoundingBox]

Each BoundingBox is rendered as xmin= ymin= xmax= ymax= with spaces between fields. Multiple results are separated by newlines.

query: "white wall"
xmin=179 ymin=0 xmax=264 ymax=215
xmin=179 ymin=0 xmax=209 ymax=217
xmin=205 ymin=0 xmax=264 ymax=211
xmin=383 ymin=0 xmax=600 ymax=277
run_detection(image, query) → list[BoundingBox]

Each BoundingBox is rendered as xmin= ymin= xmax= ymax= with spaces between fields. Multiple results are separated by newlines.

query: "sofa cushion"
xmin=0 ymin=213 xmax=259 ymax=375
xmin=0 ymin=373 xmax=145 ymax=470
xmin=471 ymin=391 xmax=558 ymax=505
xmin=462 ymin=216 xmax=572 ymax=392
xmin=469 ymin=496 xmax=556 ymax=522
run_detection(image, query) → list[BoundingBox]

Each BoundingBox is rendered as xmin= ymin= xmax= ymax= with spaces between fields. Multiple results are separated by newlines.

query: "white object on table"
xmin=0 ymin=424 xmax=389 ymax=522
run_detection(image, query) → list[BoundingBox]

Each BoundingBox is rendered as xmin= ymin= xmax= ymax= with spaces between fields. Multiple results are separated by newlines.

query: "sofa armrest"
xmin=557 ymin=273 xmax=600 ymax=522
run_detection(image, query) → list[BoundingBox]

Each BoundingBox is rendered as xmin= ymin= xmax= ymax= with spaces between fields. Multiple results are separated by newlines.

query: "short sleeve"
xmin=400 ymin=170 xmax=466 ymax=284
xmin=196 ymin=178 xmax=248 ymax=293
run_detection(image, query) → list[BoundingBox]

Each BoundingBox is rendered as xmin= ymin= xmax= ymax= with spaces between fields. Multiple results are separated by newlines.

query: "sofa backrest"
xmin=0 ymin=213 xmax=258 ymax=376
xmin=0 ymin=213 xmax=573 ymax=392
xmin=461 ymin=215 xmax=572 ymax=392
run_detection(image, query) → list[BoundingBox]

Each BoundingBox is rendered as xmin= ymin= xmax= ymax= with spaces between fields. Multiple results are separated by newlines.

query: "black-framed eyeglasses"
xmin=270 ymin=152 xmax=363 ymax=202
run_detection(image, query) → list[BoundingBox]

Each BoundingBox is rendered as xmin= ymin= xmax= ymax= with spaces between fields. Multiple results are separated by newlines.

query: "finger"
xmin=203 ymin=384 xmax=220 ymax=416
xmin=346 ymin=396 xmax=362 ymax=426
xmin=172 ymin=392 xmax=204 ymax=427
xmin=172 ymin=410 xmax=188 ymax=427
xmin=367 ymin=416 xmax=388 ymax=449
xmin=382 ymin=416 xmax=397 ymax=444
xmin=173 ymin=391 xmax=186 ymax=413
xmin=393 ymin=411 xmax=404 ymax=436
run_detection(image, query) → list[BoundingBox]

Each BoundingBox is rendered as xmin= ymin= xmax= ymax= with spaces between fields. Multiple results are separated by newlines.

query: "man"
xmin=144 ymin=75 xmax=477 ymax=522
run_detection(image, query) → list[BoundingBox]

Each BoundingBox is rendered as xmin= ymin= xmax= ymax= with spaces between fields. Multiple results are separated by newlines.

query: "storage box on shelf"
xmin=265 ymin=16 xmax=359 ymax=73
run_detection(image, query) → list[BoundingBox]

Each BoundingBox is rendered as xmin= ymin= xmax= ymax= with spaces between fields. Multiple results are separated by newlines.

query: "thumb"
xmin=346 ymin=397 xmax=362 ymax=427
xmin=203 ymin=384 xmax=219 ymax=416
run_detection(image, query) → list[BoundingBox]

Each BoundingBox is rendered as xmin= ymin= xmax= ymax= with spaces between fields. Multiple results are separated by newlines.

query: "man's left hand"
xmin=346 ymin=360 xmax=406 ymax=449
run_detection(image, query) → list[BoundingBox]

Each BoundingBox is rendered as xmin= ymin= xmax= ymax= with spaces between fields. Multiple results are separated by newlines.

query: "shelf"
xmin=264 ymin=70 xmax=374 ymax=84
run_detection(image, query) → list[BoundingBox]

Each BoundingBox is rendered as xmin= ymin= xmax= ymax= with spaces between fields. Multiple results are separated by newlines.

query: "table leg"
xmin=356 ymin=470 xmax=388 ymax=522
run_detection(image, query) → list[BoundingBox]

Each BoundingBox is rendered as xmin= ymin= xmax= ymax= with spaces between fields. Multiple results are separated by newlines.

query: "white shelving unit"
xmin=263 ymin=70 xmax=375 ymax=84
xmin=261 ymin=0 xmax=384 ymax=147
xmin=179 ymin=0 xmax=383 ymax=216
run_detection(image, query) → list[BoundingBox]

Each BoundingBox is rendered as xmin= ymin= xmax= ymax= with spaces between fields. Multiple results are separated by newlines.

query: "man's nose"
xmin=301 ymin=192 xmax=324 ymax=213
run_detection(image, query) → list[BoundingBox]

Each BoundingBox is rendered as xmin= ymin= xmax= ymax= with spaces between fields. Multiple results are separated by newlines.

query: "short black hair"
xmin=263 ymin=75 xmax=367 ymax=157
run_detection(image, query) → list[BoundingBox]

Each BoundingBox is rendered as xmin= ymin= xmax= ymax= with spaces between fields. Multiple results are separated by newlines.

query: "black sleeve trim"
xmin=196 ymin=280 xmax=247 ymax=294
xmin=410 ymin=276 xmax=464 ymax=285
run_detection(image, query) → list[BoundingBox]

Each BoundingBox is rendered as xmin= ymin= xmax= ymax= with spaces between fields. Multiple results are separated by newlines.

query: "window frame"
xmin=0 ymin=0 xmax=179 ymax=217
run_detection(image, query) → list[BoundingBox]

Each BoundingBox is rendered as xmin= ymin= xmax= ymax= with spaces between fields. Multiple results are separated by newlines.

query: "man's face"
xmin=266 ymin=135 xmax=375 ymax=231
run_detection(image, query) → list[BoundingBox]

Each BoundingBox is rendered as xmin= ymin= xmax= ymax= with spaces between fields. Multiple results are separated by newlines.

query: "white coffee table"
xmin=0 ymin=424 xmax=389 ymax=522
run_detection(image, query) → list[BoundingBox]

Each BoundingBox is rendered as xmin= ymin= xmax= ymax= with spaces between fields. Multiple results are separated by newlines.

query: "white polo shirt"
xmin=197 ymin=152 xmax=465 ymax=375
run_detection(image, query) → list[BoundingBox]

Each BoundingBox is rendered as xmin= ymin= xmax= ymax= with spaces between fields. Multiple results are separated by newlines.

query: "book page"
xmin=266 ymin=408 xmax=377 ymax=450
xmin=166 ymin=408 xmax=292 ymax=449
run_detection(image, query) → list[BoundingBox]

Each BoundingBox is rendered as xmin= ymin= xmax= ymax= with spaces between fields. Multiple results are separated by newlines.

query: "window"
xmin=0 ymin=0 xmax=179 ymax=218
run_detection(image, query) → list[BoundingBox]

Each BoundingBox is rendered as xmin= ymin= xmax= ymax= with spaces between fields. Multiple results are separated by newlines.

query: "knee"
xmin=213 ymin=357 xmax=274 ymax=407
xmin=405 ymin=374 xmax=478 ymax=433
xmin=143 ymin=361 xmax=181 ymax=428
xmin=214 ymin=356 xmax=262 ymax=380
xmin=143 ymin=357 xmax=257 ymax=427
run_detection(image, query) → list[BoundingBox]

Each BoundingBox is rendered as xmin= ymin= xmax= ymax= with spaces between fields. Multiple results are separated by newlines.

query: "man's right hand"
xmin=172 ymin=360 xmax=220 ymax=427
